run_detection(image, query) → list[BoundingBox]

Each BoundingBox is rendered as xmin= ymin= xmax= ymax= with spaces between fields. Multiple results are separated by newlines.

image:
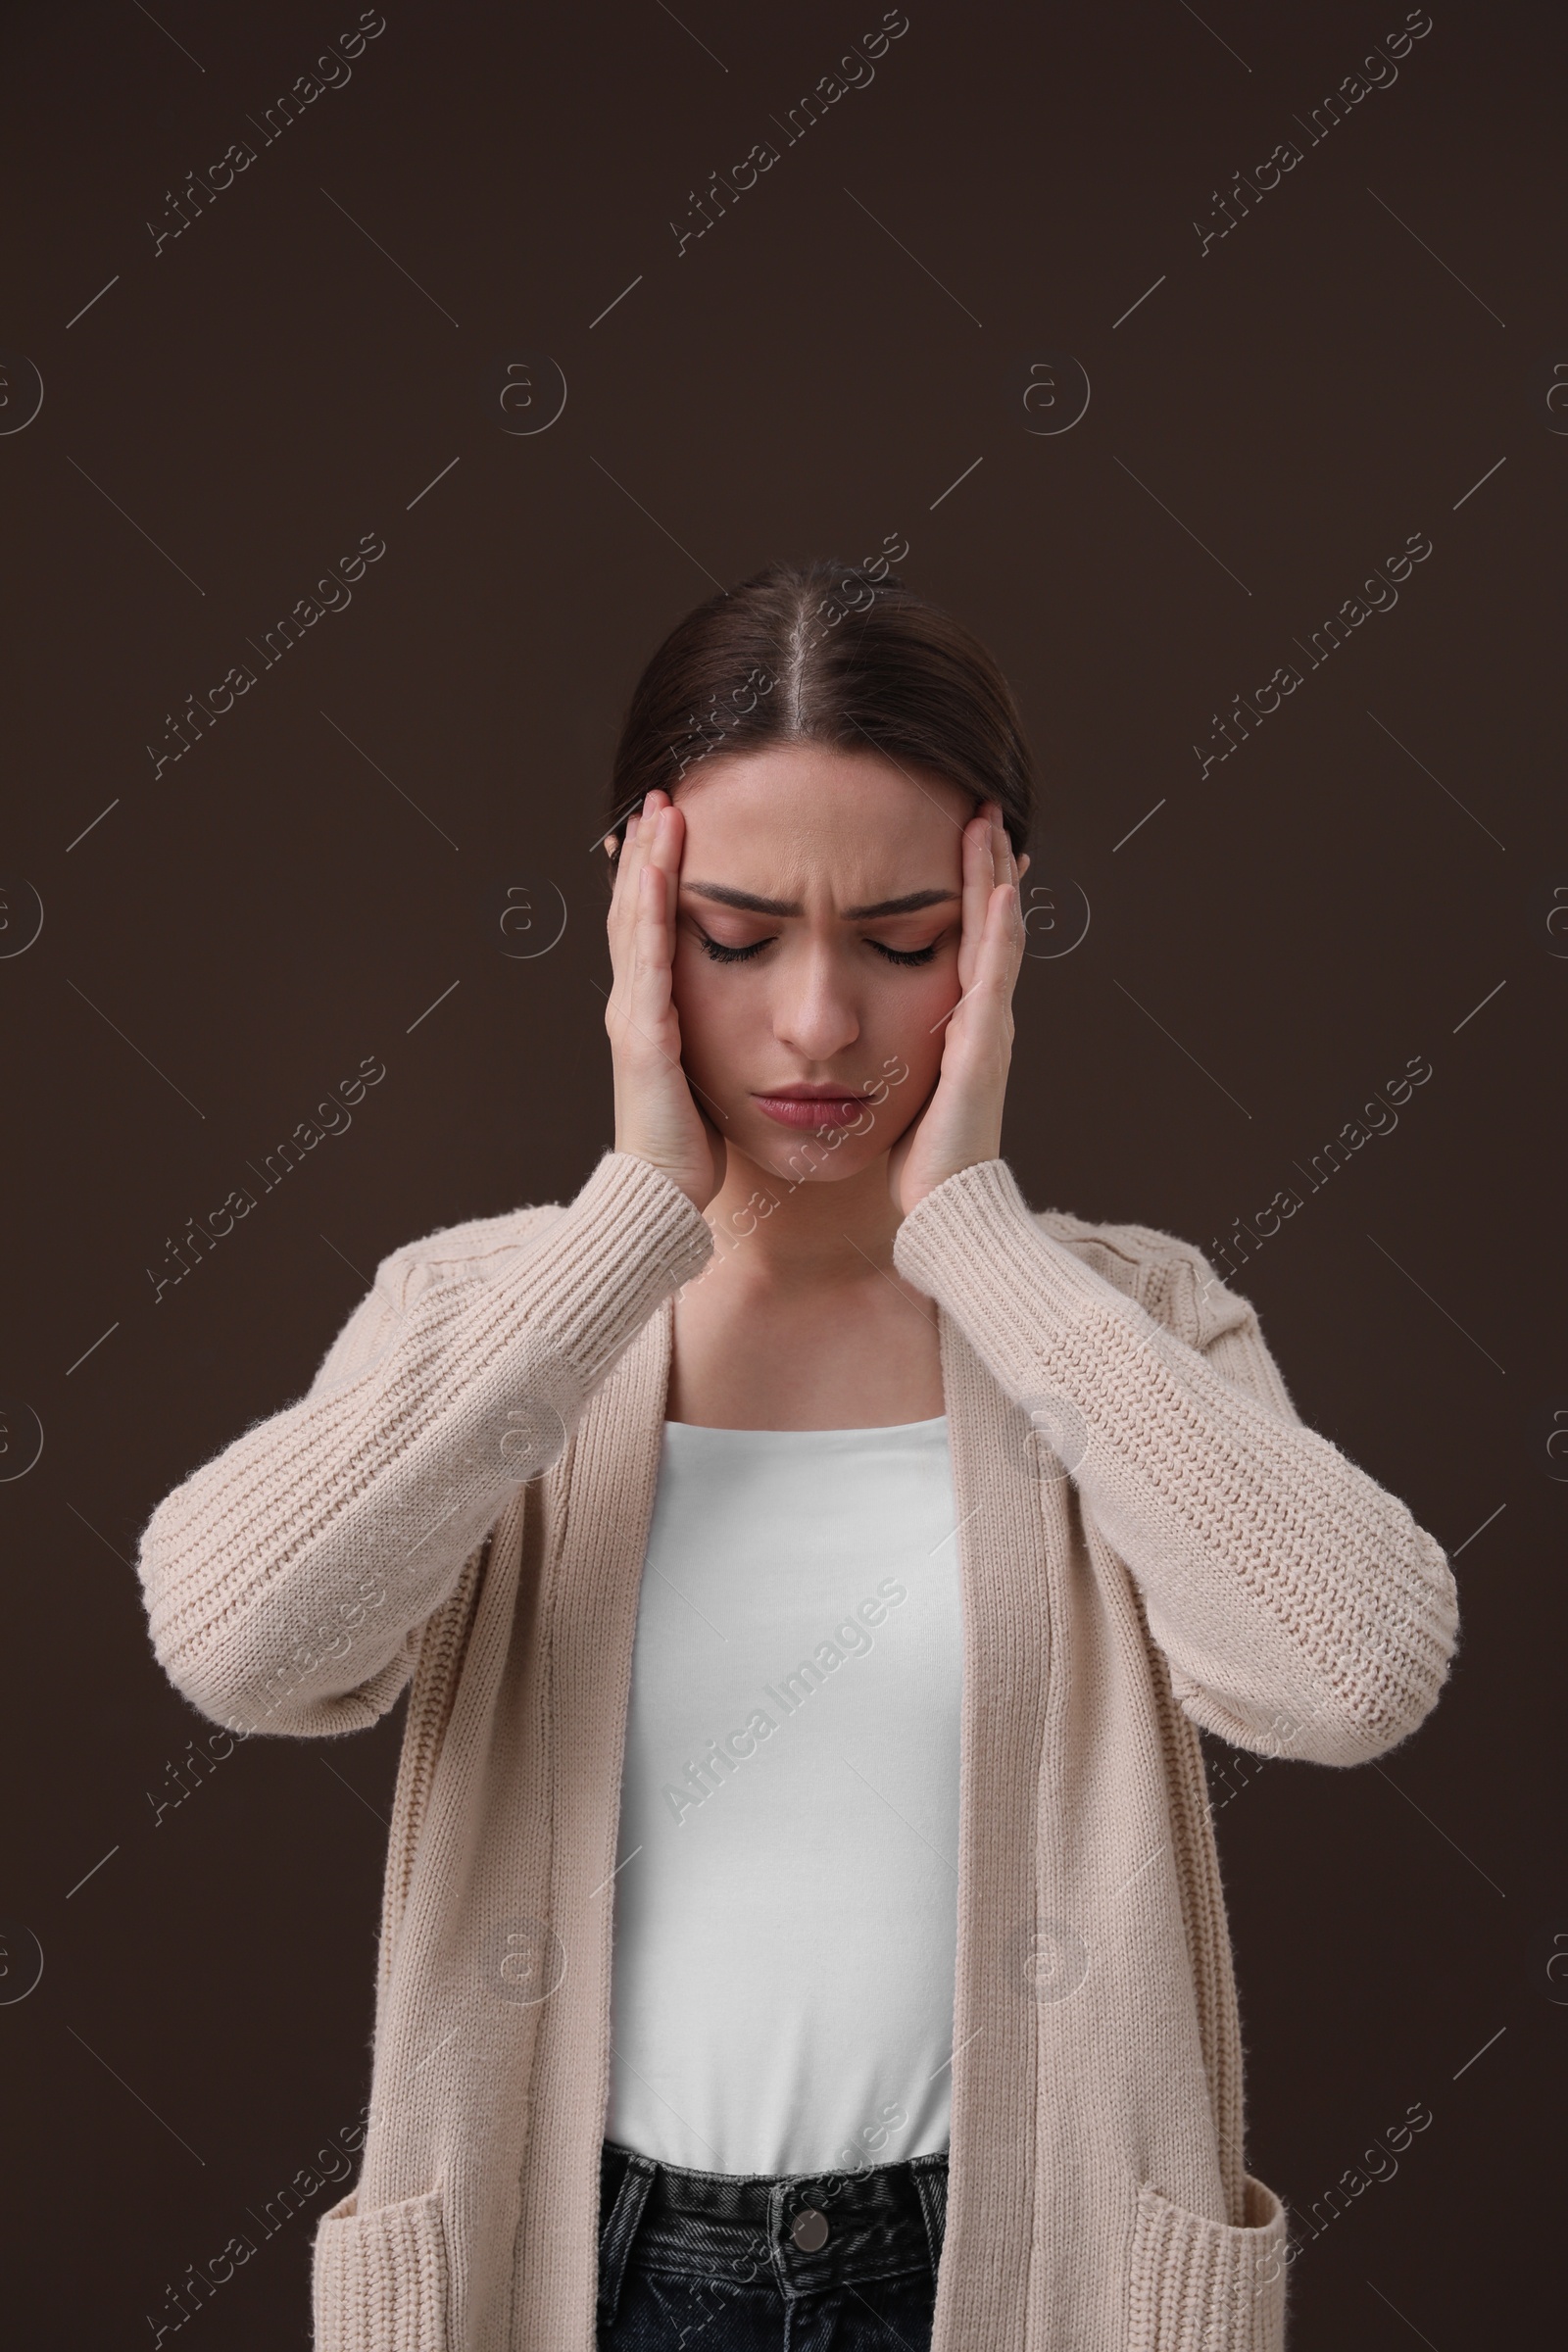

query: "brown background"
xmin=1 ymin=0 xmax=1558 ymax=2341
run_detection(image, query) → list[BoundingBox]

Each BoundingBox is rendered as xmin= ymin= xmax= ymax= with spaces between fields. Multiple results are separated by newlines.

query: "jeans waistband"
xmin=597 ymin=2137 xmax=948 ymax=2324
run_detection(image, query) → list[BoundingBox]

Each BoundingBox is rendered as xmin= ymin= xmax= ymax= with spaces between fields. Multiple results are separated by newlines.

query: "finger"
xmin=620 ymin=791 xmax=678 ymax=912
xmin=983 ymin=803 xmax=1006 ymax=881
xmin=958 ymin=808 xmax=989 ymax=960
xmin=609 ymin=803 xmax=657 ymax=1003
xmin=957 ymin=806 xmax=999 ymax=991
xmin=609 ymin=809 xmax=641 ymax=926
xmin=645 ymin=806 xmax=676 ymax=961
xmin=610 ymin=880 xmax=683 ymax=1074
xmin=977 ymin=879 xmax=1023 ymax=999
xmin=609 ymin=793 xmax=666 ymax=952
xmin=959 ymin=875 xmax=1014 ymax=981
xmin=646 ymin=794 xmax=683 ymax=882
xmin=626 ymin=858 xmax=673 ymax=1042
xmin=621 ymin=791 xmax=666 ymax=868
xmin=641 ymin=815 xmax=672 ymax=934
xmin=642 ymin=800 xmax=687 ymax=984
xmin=635 ymin=855 xmax=663 ymax=957
xmin=991 ymin=808 xmax=1016 ymax=886
xmin=987 ymin=815 xmax=1025 ymax=971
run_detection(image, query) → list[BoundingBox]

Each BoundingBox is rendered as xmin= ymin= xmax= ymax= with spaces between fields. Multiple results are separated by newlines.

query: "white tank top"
xmin=605 ymin=1415 xmax=963 ymax=2178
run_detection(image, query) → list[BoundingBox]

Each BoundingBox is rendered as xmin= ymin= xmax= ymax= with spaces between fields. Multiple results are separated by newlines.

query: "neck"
xmin=705 ymin=1145 xmax=903 ymax=1284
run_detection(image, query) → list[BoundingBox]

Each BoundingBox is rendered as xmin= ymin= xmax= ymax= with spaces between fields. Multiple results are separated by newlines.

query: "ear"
xmin=1017 ymin=853 xmax=1031 ymax=877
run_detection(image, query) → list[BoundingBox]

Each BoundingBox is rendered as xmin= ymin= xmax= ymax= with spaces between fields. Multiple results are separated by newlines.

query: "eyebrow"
xmin=682 ymin=882 xmax=961 ymax=921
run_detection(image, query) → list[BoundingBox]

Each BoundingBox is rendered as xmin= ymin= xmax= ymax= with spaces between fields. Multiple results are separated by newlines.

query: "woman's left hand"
xmin=888 ymin=805 xmax=1029 ymax=1219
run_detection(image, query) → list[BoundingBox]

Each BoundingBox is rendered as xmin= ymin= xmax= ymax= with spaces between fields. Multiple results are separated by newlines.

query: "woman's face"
xmin=667 ymin=743 xmax=976 ymax=1184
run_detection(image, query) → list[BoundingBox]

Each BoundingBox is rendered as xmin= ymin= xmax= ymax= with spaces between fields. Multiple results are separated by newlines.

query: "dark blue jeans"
xmin=597 ymin=2137 xmax=948 ymax=2350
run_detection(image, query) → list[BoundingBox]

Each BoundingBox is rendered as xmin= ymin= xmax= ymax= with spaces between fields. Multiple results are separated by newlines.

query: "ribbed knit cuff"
xmin=894 ymin=1157 xmax=1460 ymax=1764
xmin=893 ymin=1158 xmax=1122 ymax=1377
xmin=491 ymin=1150 xmax=713 ymax=1390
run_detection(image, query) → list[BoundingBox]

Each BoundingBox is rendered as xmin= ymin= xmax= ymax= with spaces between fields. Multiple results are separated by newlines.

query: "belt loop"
xmin=910 ymin=2155 xmax=949 ymax=2280
xmin=764 ymin=2178 xmax=793 ymax=2298
xmin=598 ymin=2147 xmax=658 ymax=2329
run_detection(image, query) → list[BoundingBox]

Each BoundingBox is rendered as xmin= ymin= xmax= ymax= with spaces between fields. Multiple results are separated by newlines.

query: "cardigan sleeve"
xmin=893 ymin=1158 xmax=1459 ymax=1766
xmin=134 ymin=1151 xmax=713 ymax=1740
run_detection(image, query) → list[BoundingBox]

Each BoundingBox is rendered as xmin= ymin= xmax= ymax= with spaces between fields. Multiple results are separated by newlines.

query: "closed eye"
xmin=694 ymin=929 xmax=943 ymax=967
xmin=697 ymin=931 xmax=772 ymax=963
xmin=868 ymin=939 xmax=939 ymax=966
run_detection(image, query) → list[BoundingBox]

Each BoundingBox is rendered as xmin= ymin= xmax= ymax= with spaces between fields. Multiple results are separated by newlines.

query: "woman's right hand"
xmin=604 ymin=788 xmax=727 ymax=1211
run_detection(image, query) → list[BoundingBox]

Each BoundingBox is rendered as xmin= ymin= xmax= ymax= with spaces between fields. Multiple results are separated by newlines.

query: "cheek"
xmin=873 ymin=967 xmax=955 ymax=1089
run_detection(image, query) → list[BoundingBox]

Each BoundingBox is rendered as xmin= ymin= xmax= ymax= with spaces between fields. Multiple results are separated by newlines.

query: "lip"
xmin=752 ymin=1088 xmax=874 ymax=1130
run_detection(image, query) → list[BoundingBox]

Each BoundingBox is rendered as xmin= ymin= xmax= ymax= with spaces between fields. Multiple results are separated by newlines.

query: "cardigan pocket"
xmin=1127 ymin=2173 xmax=1288 ymax=2352
xmin=313 ymin=2181 xmax=452 ymax=2352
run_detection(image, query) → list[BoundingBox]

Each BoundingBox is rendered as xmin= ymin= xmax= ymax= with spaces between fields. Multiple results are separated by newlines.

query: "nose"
xmin=771 ymin=940 xmax=861 ymax=1065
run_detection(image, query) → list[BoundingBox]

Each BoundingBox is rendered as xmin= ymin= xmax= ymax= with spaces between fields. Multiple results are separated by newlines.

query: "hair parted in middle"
xmin=603 ymin=557 xmax=1035 ymax=873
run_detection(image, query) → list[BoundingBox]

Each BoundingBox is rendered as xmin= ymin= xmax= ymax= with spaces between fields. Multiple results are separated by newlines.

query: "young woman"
xmin=136 ymin=561 xmax=1459 ymax=2352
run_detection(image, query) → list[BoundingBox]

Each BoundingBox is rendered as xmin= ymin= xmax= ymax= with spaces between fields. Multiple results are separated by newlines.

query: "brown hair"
xmin=602 ymin=557 xmax=1034 ymax=870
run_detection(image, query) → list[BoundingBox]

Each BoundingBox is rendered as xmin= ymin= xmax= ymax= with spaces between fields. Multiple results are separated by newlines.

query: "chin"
xmin=743 ymin=1120 xmax=883 ymax=1188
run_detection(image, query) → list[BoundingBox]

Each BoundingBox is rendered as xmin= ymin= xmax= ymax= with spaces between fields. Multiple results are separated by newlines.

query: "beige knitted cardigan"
xmin=136 ymin=1151 xmax=1458 ymax=2352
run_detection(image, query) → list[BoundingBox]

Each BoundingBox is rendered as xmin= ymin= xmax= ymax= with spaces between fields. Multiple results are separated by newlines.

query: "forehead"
xmin=673 ymin=744 xmax=971 ymax=881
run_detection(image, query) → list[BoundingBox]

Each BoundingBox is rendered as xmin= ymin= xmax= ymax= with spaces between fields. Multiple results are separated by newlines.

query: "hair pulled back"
xmin=603 ymin=557 xmax=1034 ymax=868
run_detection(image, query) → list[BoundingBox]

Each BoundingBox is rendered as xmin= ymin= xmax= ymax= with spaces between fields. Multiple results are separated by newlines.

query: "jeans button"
xmin=791 ymin=2207 xmax=829 ymax=2252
